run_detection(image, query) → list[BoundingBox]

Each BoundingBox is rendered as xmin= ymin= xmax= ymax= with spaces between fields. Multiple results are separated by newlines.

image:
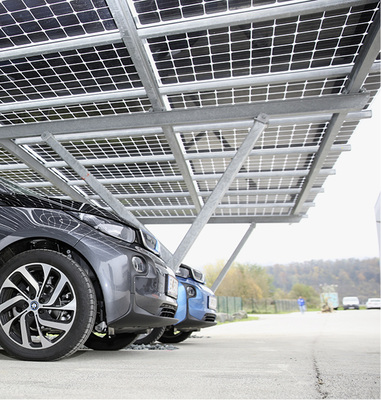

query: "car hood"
xmin=0 ymin=180 xmax=135 ymax=228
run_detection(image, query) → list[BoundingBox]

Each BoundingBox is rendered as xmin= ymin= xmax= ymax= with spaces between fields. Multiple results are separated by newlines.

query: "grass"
xmin=217 ymin=316 xmax=259 ymax=325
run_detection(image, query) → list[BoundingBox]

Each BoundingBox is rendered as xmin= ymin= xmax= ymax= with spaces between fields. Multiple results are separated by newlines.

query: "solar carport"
xmin=0 ymin=0 xmax=379 ymax=285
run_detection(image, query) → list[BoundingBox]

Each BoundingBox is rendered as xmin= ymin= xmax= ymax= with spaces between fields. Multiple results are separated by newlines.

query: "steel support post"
xmin=211 ymin=222 xmax=257 ymax=292
xmin=168 ymin=114 xmax=269 ymax=271
xmin=41 ymin=131 xmax=173 ymax=263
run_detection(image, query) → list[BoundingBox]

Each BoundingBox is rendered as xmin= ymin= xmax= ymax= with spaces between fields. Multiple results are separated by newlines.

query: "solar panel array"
xmin=0 ymin=0 xmax=379 ymax=227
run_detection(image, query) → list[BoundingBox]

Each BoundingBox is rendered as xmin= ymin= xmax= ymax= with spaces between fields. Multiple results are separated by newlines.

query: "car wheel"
xmin=159 ymin=327 xmax=193 ymax=343
xmin=84 ymin=332 xmax=138 ymax=350
xmin=133 ymin=327 xmax=166 ymax=345
xmin=0 ymin=250 xmax=96 ymax=361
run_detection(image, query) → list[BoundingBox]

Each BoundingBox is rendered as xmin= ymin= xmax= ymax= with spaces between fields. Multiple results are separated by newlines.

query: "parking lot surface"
xmin=0 ymin=310 xmax=379 ymax=399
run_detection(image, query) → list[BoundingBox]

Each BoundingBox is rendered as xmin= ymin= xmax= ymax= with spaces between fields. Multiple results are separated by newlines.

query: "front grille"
xmin=204 ymin=313 xmax=216 ymax=322
xmin=159 ymin=304 xmax=177 ymax=318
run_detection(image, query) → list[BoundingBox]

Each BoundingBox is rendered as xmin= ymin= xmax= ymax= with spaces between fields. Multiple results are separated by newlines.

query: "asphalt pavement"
xmin=0 ymin=310 xmax=379 ymax=399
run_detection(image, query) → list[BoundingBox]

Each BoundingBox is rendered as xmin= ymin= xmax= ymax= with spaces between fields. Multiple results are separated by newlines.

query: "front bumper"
xmin=175 ymin=313 xmax=217 ymax=331
xmin=108 ymin=295 xmax=178 ymax=332
xmin=174 ymin=279 xmax=217 ymax=331
xmin=74 ymin=230 xmax=178 ymax=332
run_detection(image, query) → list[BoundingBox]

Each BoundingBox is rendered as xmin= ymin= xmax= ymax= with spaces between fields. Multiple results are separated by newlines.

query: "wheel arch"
xmin=0 ymin=237 xmax=105 ymax=321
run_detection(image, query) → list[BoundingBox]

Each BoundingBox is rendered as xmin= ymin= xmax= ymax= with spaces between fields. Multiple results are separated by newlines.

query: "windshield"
xmin=0 ymin=177 xmax=128 ymax=226
xmin=0 ymin=177 xmax=44 ymax=197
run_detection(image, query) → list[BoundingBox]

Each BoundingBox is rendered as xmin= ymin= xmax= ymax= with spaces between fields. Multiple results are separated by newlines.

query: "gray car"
xmin=0 ymin=178 xmax=178 ymax=361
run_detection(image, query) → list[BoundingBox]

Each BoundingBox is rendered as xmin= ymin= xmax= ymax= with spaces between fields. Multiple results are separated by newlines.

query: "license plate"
xmin=208 ymin=296 xmax=217 ymax=310
xmin=166 ymin=275 xmax=178 ymax=299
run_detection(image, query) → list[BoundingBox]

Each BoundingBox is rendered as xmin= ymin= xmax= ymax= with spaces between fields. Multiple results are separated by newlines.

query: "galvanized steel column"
xmin=169 ymin=114 xmax=269 ymax=271
xmin=211 ymin=222 xmax=257 ymax=292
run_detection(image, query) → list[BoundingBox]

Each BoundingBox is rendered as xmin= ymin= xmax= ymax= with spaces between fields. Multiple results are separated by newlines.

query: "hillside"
xmin=265 ymin=258 xmax=380 ymax=303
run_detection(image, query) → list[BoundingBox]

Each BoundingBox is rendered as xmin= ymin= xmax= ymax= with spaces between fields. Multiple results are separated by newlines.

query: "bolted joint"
xmin=41 ymin=131 xmax=53 ymax=142
xmin=254 ymin=113 xmax=270 ymax=125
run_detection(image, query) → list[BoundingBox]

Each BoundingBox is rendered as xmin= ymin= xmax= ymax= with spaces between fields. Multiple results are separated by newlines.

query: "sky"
xmin=148 ymin=93 xmax=380 ymax=270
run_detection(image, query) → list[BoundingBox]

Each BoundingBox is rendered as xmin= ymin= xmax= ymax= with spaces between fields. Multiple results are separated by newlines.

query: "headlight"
xmin=69 ymin=212 xmax=136 ymax=243
xmin=176 ymin=264 xmax=205 ymax=283
xmin=191 ymin=268 xmax=205 ymax=283
xmin=176 ymin=265 xmax=191 ymax=279
xmin=140 ymin=229 xmax=161 ymax=255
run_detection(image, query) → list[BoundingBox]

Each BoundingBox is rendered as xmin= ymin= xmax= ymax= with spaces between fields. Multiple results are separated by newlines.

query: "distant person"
xmin=298 ymin=296 xmax=306 ymax=314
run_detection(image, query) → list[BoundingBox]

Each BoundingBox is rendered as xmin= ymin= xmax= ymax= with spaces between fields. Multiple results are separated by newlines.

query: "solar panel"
xmin=0 ymin=0 xmax=379 ymax=230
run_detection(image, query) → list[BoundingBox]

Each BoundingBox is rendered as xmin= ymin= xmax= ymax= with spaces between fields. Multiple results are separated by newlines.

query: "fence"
xmin=217 ymin=296 xmax=243 ymax=314
xmin=218 ymin=297 xmax=299 ymax=314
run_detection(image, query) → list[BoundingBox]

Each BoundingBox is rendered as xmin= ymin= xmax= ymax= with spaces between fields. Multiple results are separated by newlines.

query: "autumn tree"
xmin=289 ymin=283 xmax=320 ymax=307
xmin=204 ymin=261 xmax=272 ymax=300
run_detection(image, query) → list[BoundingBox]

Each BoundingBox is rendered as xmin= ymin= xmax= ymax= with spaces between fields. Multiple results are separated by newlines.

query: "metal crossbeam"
xmin=139 ymin=215 xmax=304 ymax=224
xmin=0 ymin=32 xmax=122 ymax=62
xmin=0 ymin=94 xmax=369 ymax=140
xmin=138 ymin=0 xmax=374 ymax=38
xmin=19 ymin=168 xmax=335 ymax=189
xmin=0 ymin=144 xmax=350 ymax=172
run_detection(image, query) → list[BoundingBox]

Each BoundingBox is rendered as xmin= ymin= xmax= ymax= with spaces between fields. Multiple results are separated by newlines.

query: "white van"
xmin=342 ymin=296 xmax=360 ymax=310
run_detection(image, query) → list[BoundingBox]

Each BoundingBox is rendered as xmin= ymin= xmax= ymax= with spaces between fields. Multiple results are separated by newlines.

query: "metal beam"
xmin=112 ymin=202 xmax=314 ymax=212
xmin=168 ymin=114 xmax=269 ymax=271
xmin=0 ymin=88 xmax=147 ymax=114
xmin=0 ymin=93 xmax=369 ymax=140
xmin=0 ymin=144 xmax=350 ymax=171
xmin=138 ymin=0 xmax=374 ymax=38
xmin=106 ymin=0 xmax=203 ymax=212
xmin=292 ymin=113 xmax=347 ymax=215
xmin=12 ymin=111 xmax=371 ymax=146
xmin=19 ymin=168 xmax=335 ymax=188
xmin=143 ymin=215 xmax=304 ymax=224
xmin=292 ymin=10 xmax=380 ymax=215
xmin=51 ymin=187 xmax=323 ymax=202
xmin=162 ymin=126 xmax=203 ymax=213
xmin=0 ymin=32 xmax=122 ymax=62
xmin=54 ymin=188 xmax=324 ymax=201
xmin=211 ymin=222 xmax=257 ymax=292
xmin=346 ymin=10 xmax=380 ymax=93
xmin=0 ymin=139 xmax=87 ymax=203
xmin=15 ymin=127 xmax=163 ymax=145
xmin=160 ymin=63 xmax=380 ymax=96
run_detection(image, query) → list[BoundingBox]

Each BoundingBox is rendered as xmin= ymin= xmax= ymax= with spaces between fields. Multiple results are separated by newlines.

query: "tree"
xmin=204 ymin=260 xmax=225 ymax=288
xmin=289 ymin=283 xmax=320 ymax=308
xmin=204 ymin=261 xmax=272 ymax=299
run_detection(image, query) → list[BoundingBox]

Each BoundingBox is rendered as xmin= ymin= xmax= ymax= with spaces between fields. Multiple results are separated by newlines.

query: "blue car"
xmin=135 ymin=264 xmax=217 ymax=344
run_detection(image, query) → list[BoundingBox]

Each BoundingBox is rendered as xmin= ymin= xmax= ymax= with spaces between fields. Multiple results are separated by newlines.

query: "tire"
xmin=133 ymin=327 xmax=166 ymax=345
xmin=85 ymin=332 xmax=138 ymax=350
xmin=0 ymin=250 xmax=96 ymax=361
xmin=159 ymin=327 xmax=193 ymax=344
